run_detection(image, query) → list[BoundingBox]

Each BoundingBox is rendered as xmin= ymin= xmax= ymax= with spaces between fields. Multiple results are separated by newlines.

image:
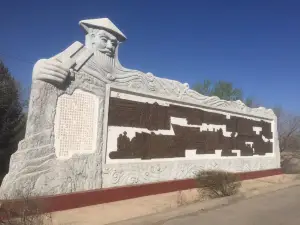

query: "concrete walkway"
xmin=162 ymin=185 xmax=300 ymax=225
xmin=108 ymin=174 xmax=300 ymax=225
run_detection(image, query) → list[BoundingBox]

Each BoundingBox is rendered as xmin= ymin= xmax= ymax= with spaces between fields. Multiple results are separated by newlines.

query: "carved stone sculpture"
xmin=0 ymin=18 xmax=280 ymax=198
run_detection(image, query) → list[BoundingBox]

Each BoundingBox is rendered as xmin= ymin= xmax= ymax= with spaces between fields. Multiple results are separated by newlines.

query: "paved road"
xmin=162 ymin=186 xmax=300 ymax=225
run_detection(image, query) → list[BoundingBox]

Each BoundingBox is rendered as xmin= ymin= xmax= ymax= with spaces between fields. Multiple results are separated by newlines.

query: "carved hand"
xmin=32 ymin=59 xmax=70 ymax=86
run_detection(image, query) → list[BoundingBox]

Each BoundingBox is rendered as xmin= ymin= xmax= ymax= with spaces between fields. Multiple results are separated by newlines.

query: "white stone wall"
xmin=47 ymin=85 xmax=279 ymax=190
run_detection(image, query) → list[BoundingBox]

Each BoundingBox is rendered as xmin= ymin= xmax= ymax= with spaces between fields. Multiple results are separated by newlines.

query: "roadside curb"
xmin=108 ymin=179 xmax=300 ymax=225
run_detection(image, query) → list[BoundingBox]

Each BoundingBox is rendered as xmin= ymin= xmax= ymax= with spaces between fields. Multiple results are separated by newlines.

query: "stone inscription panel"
xmin=106 ymin=91 xmax=274 ymax=162
xmin=54 ymin=89 xmax=99 ymax=159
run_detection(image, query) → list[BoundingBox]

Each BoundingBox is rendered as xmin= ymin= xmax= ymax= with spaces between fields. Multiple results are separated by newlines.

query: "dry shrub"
xmin=195 ymin=170 xmax=241 ymax=199
xmin=281 ymin=151 xmax=300 ymax=174
xmin=176 ymin=191 xmax=187 ymax=206
xmin=0 ymin=189 xmax=52 ymax=225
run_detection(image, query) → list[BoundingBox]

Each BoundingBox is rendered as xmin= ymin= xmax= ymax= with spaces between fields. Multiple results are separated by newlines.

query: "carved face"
xmin=90 ymin=29 xmax=118 ymax=58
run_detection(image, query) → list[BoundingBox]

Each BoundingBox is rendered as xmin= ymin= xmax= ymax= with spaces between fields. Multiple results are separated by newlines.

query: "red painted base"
xmin=0 ymin=168 xmax=282 ymax=215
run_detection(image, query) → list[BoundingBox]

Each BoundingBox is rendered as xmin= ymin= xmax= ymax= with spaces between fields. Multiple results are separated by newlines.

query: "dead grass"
xmin=0 ymin=189 xmax=52 ymax=225
xmin=176 ymin=191 xmax=188 ymax=206
xmin=195 ymin=170 xmax=241 ymax=199
xmin=281 ymin=151 xmax=300 ymax=174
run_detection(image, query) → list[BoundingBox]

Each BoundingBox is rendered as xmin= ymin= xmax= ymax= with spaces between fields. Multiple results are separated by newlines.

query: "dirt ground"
xmin=50 ymin=174 xmax=300 ymax=225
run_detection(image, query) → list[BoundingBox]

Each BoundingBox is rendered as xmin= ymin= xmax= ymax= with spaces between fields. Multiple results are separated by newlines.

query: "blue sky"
xmin=1 ymin=0 xmax=299 ymax=113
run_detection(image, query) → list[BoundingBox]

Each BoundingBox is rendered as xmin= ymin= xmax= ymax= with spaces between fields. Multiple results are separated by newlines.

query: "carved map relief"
xmin=54 ymin=89 xmax=99 ymax=159
xmin=106 ymin=91 xmax=274 ymax=163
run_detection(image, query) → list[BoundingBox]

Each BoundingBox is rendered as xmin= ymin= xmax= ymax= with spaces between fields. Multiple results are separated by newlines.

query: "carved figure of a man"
xmin=33 ymin=18 xmax=127 ymax=86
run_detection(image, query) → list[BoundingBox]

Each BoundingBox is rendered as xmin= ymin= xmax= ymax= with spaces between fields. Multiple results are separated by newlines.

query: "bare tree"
xmin=273 ymin=106 xmax=300 ymax=152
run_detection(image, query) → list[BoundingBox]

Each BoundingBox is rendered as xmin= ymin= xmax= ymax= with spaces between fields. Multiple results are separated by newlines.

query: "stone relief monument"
xmin=0 ymin=18 xmax=280 ymax=198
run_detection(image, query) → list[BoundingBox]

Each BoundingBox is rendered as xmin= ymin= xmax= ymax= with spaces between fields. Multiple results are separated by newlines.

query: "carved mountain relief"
xmin=108 ymin=97 xmax=273 ymax=159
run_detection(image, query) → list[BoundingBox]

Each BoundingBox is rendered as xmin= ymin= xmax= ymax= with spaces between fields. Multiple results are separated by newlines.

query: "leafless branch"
xmin=276 ymin=109 xmax=300 ymax=152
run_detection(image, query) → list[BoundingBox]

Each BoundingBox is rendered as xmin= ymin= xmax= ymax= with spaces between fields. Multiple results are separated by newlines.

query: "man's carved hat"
xmin=79 ymin=18 xmax=127 ymax=42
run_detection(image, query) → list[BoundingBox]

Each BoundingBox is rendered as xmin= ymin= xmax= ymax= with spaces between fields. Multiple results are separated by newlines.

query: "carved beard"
xmin=94 ymin=50 xmax=115 ymax=73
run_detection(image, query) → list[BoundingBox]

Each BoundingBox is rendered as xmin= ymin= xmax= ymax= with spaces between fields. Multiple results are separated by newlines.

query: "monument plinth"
xmin=0 ymin=18 xmax=280 ymax=198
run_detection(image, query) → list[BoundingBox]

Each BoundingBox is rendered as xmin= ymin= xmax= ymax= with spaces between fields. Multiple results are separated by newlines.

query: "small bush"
xmin=195 ymin=170 xmax=241 ymax=199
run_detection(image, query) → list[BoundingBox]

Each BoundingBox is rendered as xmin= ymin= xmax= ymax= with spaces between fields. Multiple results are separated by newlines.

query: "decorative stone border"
xmin=0 ymin=168 xmax=282 ymax=215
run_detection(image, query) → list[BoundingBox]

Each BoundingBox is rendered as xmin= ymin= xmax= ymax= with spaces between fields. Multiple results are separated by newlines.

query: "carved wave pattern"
xmin=111 ymin=71 xmax=275 ymax=119
xmin=82 ymin=51 xmax=275 ymax=119
xmin=65 ymin=71 xmax=106 ymax=96
xmin=102 ymin=157 xmax=277 ymax=188
xmin=102 ymin=164 xmax=168 ymax=186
